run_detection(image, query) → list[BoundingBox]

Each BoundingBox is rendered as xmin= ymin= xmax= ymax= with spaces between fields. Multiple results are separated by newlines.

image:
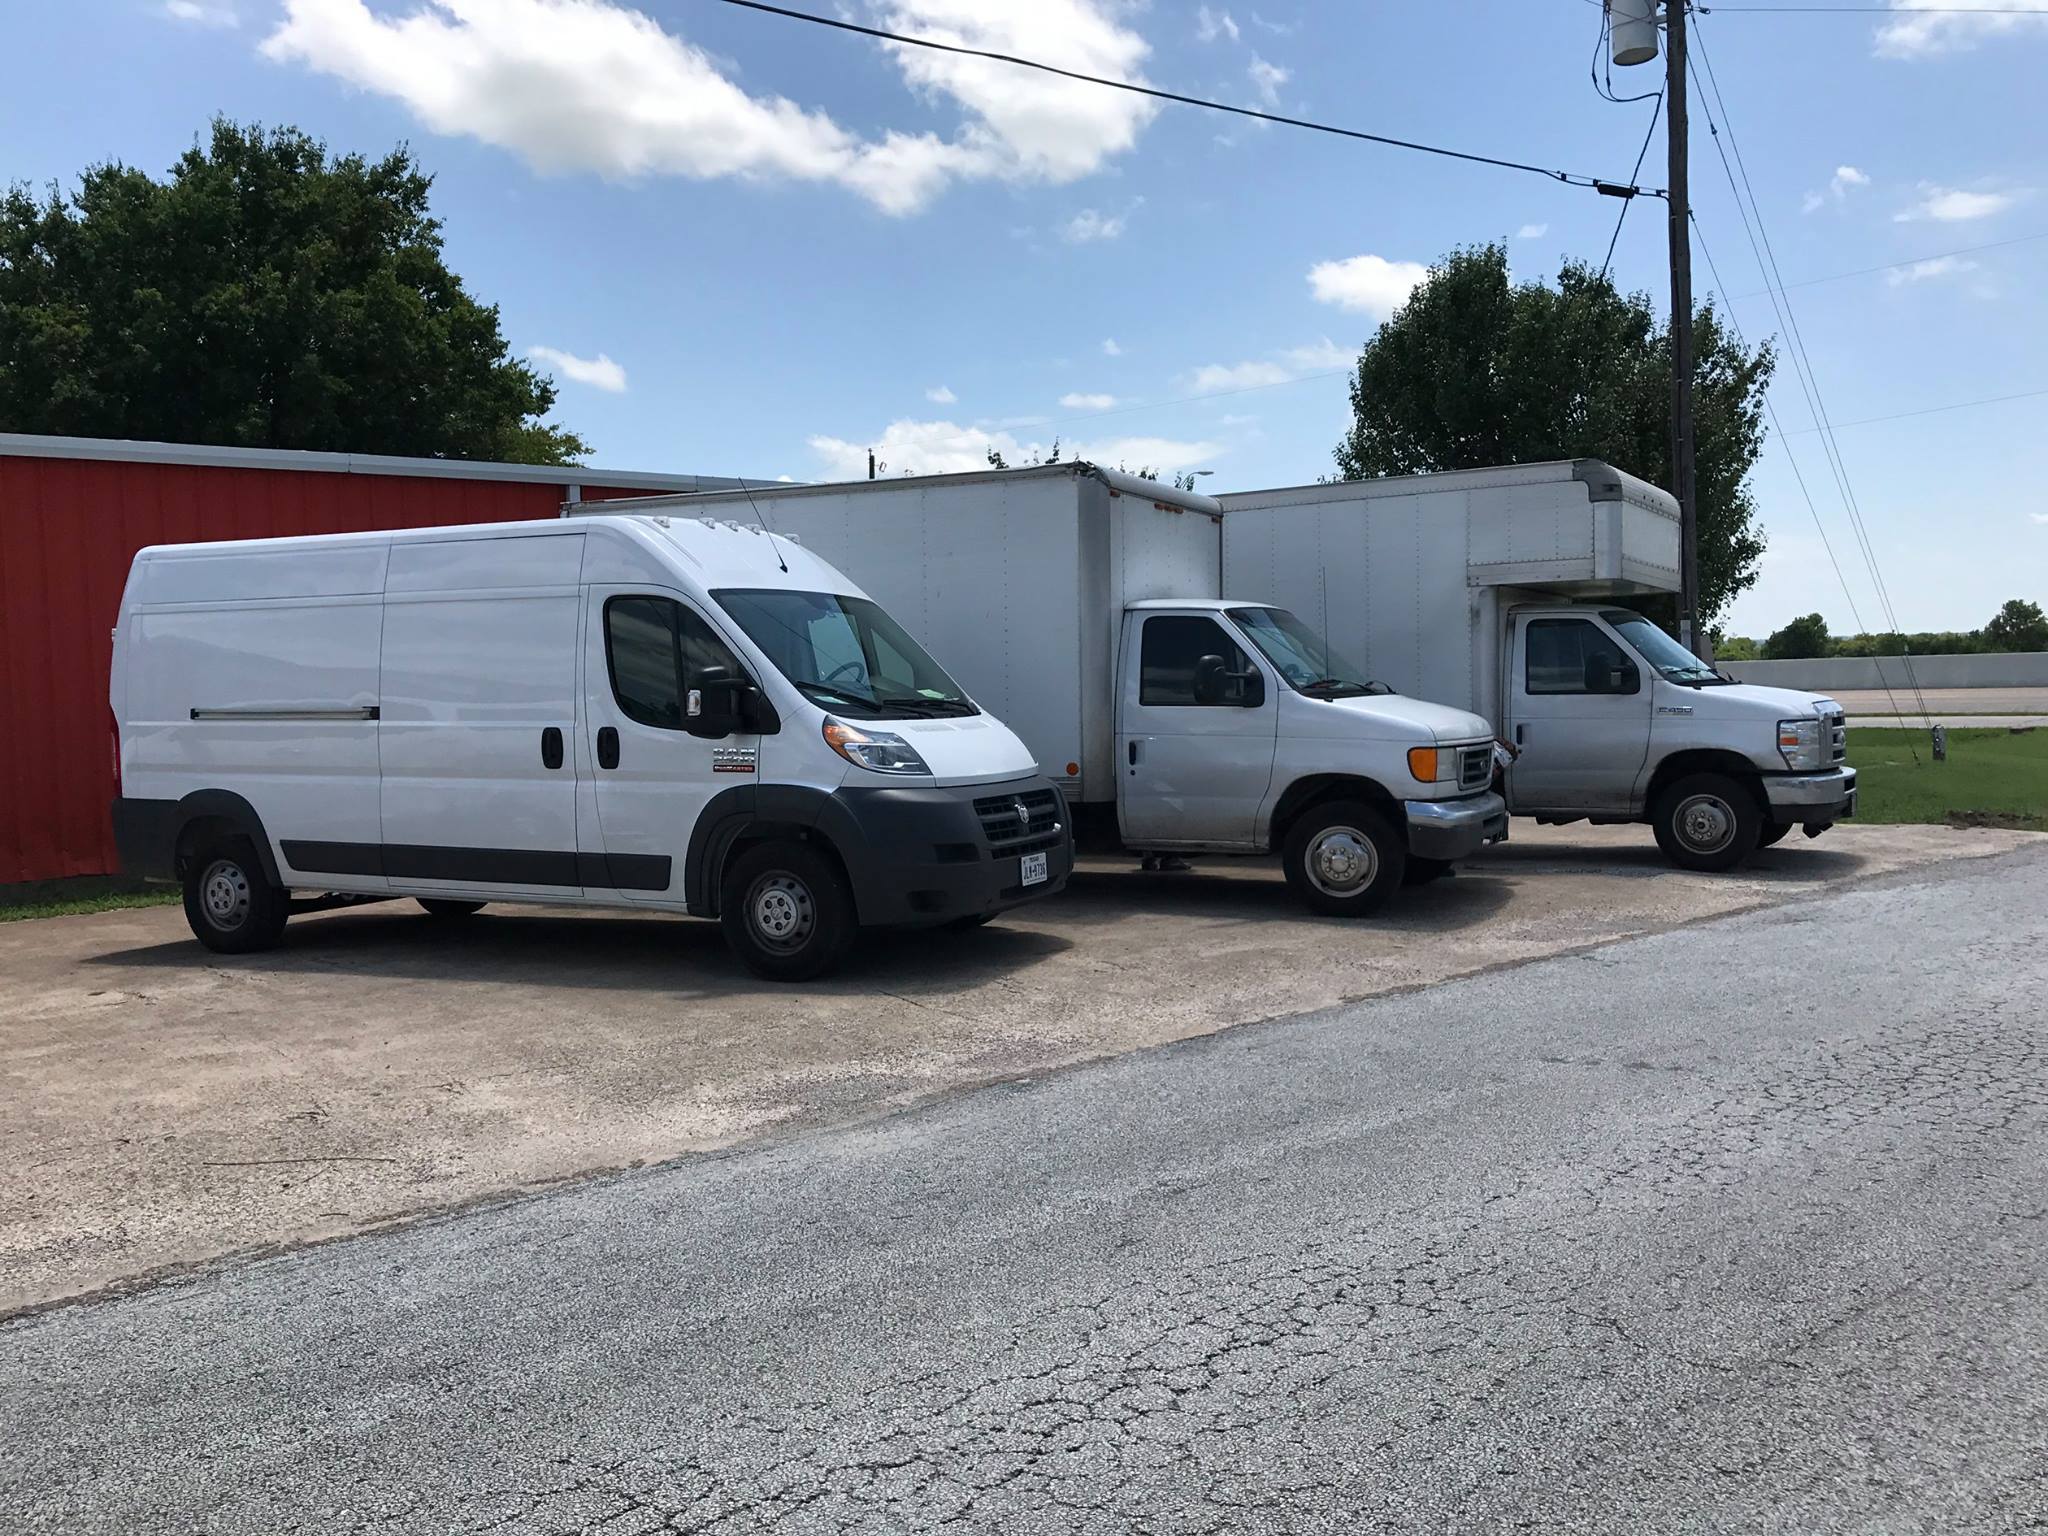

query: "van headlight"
xmin=823 ymin=717 xmax=932 ymax=776
xmin=1777 ymin=718 xmax=1823 ymax=771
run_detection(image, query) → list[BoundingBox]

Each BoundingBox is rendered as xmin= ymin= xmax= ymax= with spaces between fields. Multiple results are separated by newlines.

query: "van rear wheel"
xmin=417 ymin=899 xmax=487 ymax=918
xmin=182 ymin=837 xmax=289 ymax=954
xmin=721 ymin=842 xmax=856 ymax=982
xmin=1282 ymin=801 xmax=1406 ymax=917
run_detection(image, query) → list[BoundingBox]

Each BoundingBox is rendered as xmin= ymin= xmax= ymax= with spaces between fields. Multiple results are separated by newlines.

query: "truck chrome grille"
xmin=1457 ymin=744 xmax=1492 ymax=792
xmin=973 ymin=787 xmax=1064 ymax=857
xmin=1825 ymin=711 xmax=1847 ymax=764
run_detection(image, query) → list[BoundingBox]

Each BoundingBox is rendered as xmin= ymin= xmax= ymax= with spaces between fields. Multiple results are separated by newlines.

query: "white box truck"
xmin=584 ymin=464 xmax=1507 ymax=916
xmin=1218 ymin=460 xmax=1858 ymax=870
xmin=110 ymin=514 xmax=1073 ymax=980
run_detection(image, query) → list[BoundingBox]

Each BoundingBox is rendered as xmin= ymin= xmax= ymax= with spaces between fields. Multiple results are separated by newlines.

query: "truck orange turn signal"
xmin=1407 ymin=746 xmax=1438 ymax=782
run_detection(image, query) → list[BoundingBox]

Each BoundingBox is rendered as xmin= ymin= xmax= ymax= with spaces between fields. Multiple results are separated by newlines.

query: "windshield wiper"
xmin=792 ymin=681 xmax=885 ymax=713
xmin=873 ymin=694 xmax=977 ymax=717
xmin=1301 ymin=677 xmax=1393 ymax=696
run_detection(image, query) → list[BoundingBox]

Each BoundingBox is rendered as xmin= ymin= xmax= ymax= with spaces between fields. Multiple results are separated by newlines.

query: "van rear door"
xmin=377 ymin=536 xmax=586 ymax=899
xmin=582 ymin=586 xmax=761 ymax=905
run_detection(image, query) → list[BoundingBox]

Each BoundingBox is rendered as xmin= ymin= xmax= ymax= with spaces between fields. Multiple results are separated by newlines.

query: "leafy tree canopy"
xmin=0 ymin=119 xmax=587 ymax=464
xmin=1984 ymin=598 xmax=2048 ymax=653
xmin=1334 ymin=243 xmax=1773 ymax=624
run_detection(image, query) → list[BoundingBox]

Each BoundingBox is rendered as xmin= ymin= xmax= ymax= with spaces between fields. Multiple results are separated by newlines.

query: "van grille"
xmin=974 ymin=787 xmax=1064 ymax=857
xmin=1825 ymin=711 xmax=1847 ymax=764
xmin=1458 ymin=744 xmax=1493 ymax=792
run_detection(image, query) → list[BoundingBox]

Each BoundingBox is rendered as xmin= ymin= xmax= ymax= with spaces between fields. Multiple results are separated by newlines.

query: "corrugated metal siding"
xmin=0 ymin=454 xmax=642 ymax=884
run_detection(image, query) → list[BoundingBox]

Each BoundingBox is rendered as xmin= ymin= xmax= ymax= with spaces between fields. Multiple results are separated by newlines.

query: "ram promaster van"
xmin=110 ymin=516 xmax=1073 ymax=980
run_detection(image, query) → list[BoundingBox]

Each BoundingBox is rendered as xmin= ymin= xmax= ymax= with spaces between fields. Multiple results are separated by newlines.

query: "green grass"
xmin=1848 ymin=727 xmax=2048 ymax=831
xmin=0 ymin=889 xmax=180 ymax=922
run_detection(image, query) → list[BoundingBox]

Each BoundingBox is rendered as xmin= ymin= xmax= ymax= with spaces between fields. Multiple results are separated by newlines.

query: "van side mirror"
xmin=1583 ymin=654 xmax=1639 ymax=694
xmin=1193 ymin=654 xmax=1265 ymax=708
xmin=686 ymin=665 xmax=749 ymax=739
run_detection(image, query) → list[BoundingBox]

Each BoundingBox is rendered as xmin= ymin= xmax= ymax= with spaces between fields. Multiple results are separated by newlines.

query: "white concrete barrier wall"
xmin=1719 ymin=652 xmax=2048 ymax=690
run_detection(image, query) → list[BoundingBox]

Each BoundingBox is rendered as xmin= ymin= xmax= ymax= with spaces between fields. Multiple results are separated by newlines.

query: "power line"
xmin=1730 ymin=230 xmax=2048 ymax=299
xmin=1602 ymin=89 xmax=1665 ymax=279
xmin=1702 ymin=5 xmax=2048 ymax=14
xmin=707 ymin=0 xmax=1666 ymax=197
xmin=1687 ymin=18 xmax=1933 ymax=736
xmin=1776 ymin=384 xmax=2048 ymax=433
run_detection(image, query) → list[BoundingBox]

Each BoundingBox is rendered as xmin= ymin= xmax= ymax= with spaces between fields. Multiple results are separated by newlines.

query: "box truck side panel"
xmin=1108 ymin=491 xmax=1222 ymax=610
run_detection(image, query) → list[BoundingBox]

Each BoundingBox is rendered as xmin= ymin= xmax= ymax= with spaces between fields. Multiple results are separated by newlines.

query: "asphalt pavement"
xmin=5 ymin=845 xmax=2046 ymax=1533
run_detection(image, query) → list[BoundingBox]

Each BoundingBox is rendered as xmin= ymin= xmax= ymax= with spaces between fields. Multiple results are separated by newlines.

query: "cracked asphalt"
xmin=5 ymin=846 xmax=2047 ymax=1533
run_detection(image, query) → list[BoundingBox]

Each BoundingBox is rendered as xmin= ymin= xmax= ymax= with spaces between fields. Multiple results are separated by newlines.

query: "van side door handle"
xmin=541 ymin=726 xmax=564 ymax=770
xmin=597 ymin=726 xmax=620 ymax=770
xmin=1128 ymin=739 xmax=1141 ymax=769
xmin=1515 ymin=724 xmax=1526 ymax=746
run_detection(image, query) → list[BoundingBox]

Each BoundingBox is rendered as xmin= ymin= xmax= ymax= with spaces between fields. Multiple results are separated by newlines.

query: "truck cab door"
xmin=581 ymin=587 xmax=766 ymax=905
xmin=1504 ymin=612 xmax=1652 ymax=814
xmin=1116 ymin=610 xmax=1277 ymax=848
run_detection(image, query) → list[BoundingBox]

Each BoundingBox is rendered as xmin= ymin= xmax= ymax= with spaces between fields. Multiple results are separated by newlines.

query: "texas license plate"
xmin=1020 ymin=851 xmax=1048 ymax=886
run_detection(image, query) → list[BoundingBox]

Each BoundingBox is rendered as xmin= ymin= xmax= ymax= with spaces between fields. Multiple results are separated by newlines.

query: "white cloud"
xmin=925 ymin=384 xmax=956 ymax=404
xmin=1515 ymin=223 xmax=1548 ymax=240
xmin=807 ymin=419 xmax=1218 ymax=479
xmin=1101 ymin=337 xmax=1123 ymax=356
xmin=1886 ymin=255 xmax=1980 ymax=285
xmin=1247 ymin=56 xmax=1289 ymax=106
xmin=2030 ymin=512 xmax=2048 ymax=525
xmin=165 ymin=0 xmax=239 ymax=24
xmin=1060 ymin=392 xmax=1118 ymax=410
xmin=262 ymin=0 xmax=1156 ymax=217
xmin=1306 ymin=253 xmax=1428 ymax=318
xmin=527 ymin=345 xmax=627 ymax=393
xmin=1185 ymin=337 xmax=1352 ymax=393
xmin=1803 ymin=164 xmax=1870 ymax=213
xmin=1876 ymin=0 xmax=2048 ymax=58
xmin=1195 ymin=6 xmax=1240 ymax=43
xmin=1894 ymin=183 xmax=2028 ymax=222
xmin=1062 ymin=208 xmax=1125 ymax=243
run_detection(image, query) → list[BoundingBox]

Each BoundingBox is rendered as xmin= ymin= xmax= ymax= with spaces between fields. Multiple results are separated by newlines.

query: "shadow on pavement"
xmin=1058 ymin=861 xmax=1517 ymax=932
xmin=1471 ymin=837 xmax=1874 ymax=881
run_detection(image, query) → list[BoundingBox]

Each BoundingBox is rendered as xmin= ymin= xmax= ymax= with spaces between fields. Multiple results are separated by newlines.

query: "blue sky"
xmin=6 ymin=0 xmax=2044 ymax=634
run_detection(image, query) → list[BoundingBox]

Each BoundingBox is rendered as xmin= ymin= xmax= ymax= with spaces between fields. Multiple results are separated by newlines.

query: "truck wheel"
xmin=721 ymin=842 xmax=856 ymax=982
xmin=1653 ymin=773 xmax=1762 ymax=872
xmin=1756 ymin=822 xmax=1791 ymax=849
xmin=1283 ymin=802 xmax=1406 ymax=917
xmin=183 ymin=837 xmax=289 ymax=954
xmin=417 ymin=899 xmax=488 ymax=918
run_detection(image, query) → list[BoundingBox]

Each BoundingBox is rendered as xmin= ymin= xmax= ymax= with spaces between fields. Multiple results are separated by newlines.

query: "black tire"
xmin=1652 ymin=773 xmax=1763 ymax=872
xmin=417 ymin=899 xmax=488 ymax=918
xmin=1281 ymin=801 xmax=1407 ymax=917
xmin=1756 ymin=822 xmax=1791 ymax=849
xmin=1403 ymin=857 xmax=1455 ymax=887
xmin=720 ymin=841 xmax=857 ymax=982
xmin=182 ymin=836 xmax=289 ymax=954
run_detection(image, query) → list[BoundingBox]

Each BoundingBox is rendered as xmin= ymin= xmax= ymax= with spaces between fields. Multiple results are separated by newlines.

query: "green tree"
xmin=1713 ymin=633 xmax=1762 ymax=662
xmin=1984 ymin=598 xmax=2048 ymax=652
xmin=1764 ymin=613 xmax=1832 ymax=660
xmin=1334 ymin=243 xmax=1773 ymax=624
xmin=0 ymin=119 xmax=587 ymax=463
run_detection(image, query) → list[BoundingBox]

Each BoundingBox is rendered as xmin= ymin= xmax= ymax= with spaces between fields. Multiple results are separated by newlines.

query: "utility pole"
xmin=1664 ymin=1 xmax=1700 ymax=656
xmin=1609 ymin=0 xmax=1701 ymax=656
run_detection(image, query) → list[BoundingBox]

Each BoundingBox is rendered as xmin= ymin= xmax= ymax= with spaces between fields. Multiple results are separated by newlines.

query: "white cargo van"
xmin=109 ymin=515 xmax=1072 ymax=980
xmin=586 ymin=465 xmax=1507 ymax=916
xmin=1219 ymin=461 xmax=1858 ymax=870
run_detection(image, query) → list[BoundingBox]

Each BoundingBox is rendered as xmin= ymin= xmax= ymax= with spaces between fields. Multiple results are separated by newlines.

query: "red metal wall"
xmin=0 ymin=455 xmax=656 ymax=885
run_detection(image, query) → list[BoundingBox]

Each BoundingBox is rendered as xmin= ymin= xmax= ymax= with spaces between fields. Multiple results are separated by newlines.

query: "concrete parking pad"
xmin=2 ymin=821 xmax=2037 ymax=1315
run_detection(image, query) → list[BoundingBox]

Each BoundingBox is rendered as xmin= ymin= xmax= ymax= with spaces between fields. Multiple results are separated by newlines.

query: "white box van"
xmin=109 ymin=515 xmax=1073 ymax=979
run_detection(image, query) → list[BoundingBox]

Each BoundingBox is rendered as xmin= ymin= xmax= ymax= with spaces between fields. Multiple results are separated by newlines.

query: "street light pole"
xmin=1664 ymin=1 xmax=1701 ymax=656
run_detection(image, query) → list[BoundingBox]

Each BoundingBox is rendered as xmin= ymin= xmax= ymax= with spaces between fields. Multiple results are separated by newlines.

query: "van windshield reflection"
xmin=712 ymin=589 xmax=980 ymax=719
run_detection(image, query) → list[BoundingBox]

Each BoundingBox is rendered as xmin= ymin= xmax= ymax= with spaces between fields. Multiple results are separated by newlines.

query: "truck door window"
xmin=1525 ymin=618 xmax=1632 ymax=695
xmin=605 ymin=596 xmax=746 ymax=730
xmin=1140 ymin=616 xmax=1262 ymax=707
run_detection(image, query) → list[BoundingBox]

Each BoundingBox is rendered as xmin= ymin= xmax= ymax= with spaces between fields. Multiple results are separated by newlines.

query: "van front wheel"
xmin=183 ymin=838 xmax=289 ymax=954
xmin=721 ymin=841 xmax=856 ymax=982
xmin=1653 ymin=773 xmax=1762 ymax=872
xmin=1283 ymin=802 xmax=1406 ymax=917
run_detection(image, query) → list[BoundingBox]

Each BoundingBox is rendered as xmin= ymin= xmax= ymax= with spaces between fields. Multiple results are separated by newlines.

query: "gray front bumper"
xmin=1404 ymin=791 xmax=1509 ymax=862
xmin=1763 ymin=766 xmax=1858 ymax=822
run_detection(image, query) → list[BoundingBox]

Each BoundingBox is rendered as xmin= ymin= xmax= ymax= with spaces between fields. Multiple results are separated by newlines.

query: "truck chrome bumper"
xmin=1404 ymin=791 xmax=1509 ymax=862
xmin=1763 ymin=766 xmax=1858 ymax=822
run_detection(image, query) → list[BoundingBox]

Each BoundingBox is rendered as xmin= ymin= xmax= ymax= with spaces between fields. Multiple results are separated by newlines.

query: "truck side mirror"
xmin=1192 ymin=654 xmax=1229 ymax=706
xmin=1582 ymin=654 xmax=1639 ymax=694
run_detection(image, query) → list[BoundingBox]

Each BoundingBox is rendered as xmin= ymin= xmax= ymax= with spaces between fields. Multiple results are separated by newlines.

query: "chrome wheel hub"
xmin=202 ymin=859 xmax=251 ymax=930
xmin=749 ymin=874 xmax=815 ymax=951
xmin=1305 ymin=826 xmax=1378 ymax=897
xmin=1676 ymin=794 xmax=1736 ymax=854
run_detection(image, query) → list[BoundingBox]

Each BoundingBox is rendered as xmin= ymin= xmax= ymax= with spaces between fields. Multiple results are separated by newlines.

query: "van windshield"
xmin=712 ymin=589 xmax=980 ymax=719
xmin=1227 ymin=606 xmax=1393 ymax=698
xmin=1603 ymin=610 xmax=1728 ymax=686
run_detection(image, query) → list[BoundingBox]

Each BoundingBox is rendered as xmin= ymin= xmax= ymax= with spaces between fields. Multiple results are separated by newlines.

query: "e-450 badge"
xmin=712 ymin=746 xmax=757 ymax=774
